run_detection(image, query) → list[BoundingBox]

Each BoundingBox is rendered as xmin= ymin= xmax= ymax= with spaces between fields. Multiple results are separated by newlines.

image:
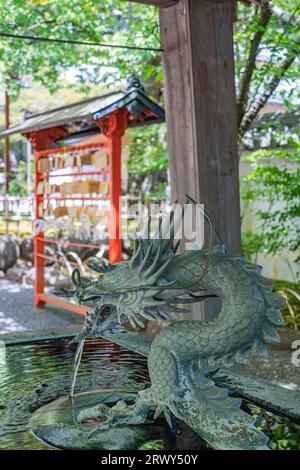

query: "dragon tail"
xmin=167 ymin=365 xmax=269 ymax=450
xmin=241 ymin=259 xmax=285 ymax=361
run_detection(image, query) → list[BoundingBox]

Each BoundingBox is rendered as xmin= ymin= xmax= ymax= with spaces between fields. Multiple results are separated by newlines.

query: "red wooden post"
xmin=96 ymin=109 xmax=128 ymax=264
xmin=33 ymin=151 xmax=45 ymax=308
xmin=25 ymin=127 xmax=67 ymax=308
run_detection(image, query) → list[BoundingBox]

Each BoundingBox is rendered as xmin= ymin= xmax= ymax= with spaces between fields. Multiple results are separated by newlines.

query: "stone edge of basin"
xmin=0 ymin=326 xmax=82 ymax=346
xmin=0 ymin=326 xmax=298 ymax=351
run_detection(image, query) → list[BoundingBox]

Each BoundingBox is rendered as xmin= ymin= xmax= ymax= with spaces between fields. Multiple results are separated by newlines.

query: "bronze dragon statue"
xmin=56 ymin=196 xmax=290 ymax=450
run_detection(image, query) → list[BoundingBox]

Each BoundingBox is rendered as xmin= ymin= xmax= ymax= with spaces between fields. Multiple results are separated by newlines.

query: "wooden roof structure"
xmin=0 ymin=76 xmax=165 ymax=313
xmin=0 ymin=79 xmax=165 ymax=139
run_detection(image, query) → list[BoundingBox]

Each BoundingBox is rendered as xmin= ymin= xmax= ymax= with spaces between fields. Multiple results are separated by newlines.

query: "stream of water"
xmin=0 ymin=337 xmax=149 ymax=449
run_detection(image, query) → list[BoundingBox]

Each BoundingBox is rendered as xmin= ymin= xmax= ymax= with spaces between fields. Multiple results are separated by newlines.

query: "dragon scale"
xmin=58 ymin=197 xmax=286 ymax=450
xmin=154 ymin=250 xmax=282 ymax=363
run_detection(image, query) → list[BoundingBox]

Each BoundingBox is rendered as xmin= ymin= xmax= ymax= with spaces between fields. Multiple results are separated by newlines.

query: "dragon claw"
xmin=153 ymin=405 xmax=173 ymax=429
xmin=77 ymin=403 xmax=111 ymax=423
xmin=88 ymin=422 xmax=111 ymax=439
xmin=78 ymin=398 xmax=149 ymax=440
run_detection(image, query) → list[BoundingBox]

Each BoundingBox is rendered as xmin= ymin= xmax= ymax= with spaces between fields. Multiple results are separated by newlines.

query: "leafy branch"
xmin=236 ymin=0 xmax=273 ymax=128
xmin=236 ymin=1 xmax=300 ymax=138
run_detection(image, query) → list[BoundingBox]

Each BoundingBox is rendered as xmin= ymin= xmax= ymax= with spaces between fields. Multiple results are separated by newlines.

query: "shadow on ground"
xmin=0 ymin=280 xmax=84 ymax=333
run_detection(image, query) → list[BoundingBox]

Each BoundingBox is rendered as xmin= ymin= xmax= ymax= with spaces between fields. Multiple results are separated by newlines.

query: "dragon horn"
xmin=184 ymin=194 xmax=224 ymax=246
xmin=141 ymin=215 xmax=152 ymax=240
xmin=138 ymin=242 xmax=153 ymax=273
xmin=130 ymin=238 xmax=144 ymax=268
xmin=159 ymin=216 xmax=163 ymax=238
xmin=161 ymin=203 xmax=183 ymax=253
xmin=144 ymin=242 xmax=162 ymax=277
xmin=184 ymin=194 xmax=197 ymax=205
xmin=159 ymin=206 xmax=174 ymax=243
xmin=146 ymin=257 xmax=173 ymax=284
xmin=132 ymin=238 xmax=139 ymax=257
xmin=173 ymin=240 xmax=180 ymax=254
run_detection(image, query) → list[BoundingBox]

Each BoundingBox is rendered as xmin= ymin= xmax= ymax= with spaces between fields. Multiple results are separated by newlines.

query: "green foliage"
xmin=8 ymin=160 xmax=29 ymax=195
xmin=248 ymin=404 xmax=300 ymax=450
xmin=126 ymin=124 xmax=169 ymax=200
xmin=241 ymin=231 xmax=265 ymax=259
xmin=273 ymin=279 xmax=300 ymax=330
xmin=235 ymin=2 xmax=300 ymax=125
xmin=0 ymin=0 xmax=161 ymax=98
xmin=1 ymin=0 xmax=299 ymax=234
xmin=1 ymin=0 xmax=298 ymax=122
xmin=143 ymin=182 xmax=168 ymax=202
xmin=138 ymin=439 xmax=165 ymax=450
xmin=127 ymin=124 xmax=168 ymax=175
xmin=241 ymin=139 xmax=300 ymax=274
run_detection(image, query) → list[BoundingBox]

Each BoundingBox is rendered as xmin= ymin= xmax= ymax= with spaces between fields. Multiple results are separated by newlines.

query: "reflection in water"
xmin=0 ymin=338 xmax=149 ymax=450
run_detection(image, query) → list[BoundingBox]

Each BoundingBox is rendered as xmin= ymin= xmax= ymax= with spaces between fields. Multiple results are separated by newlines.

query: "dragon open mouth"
xmin=89 ymin=305 xmax=118 ymax=338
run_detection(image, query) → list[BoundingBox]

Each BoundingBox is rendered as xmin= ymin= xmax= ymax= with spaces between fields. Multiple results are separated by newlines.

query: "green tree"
xmin=236 ymin=1 xmax=300 ymax=280
xmin=126 ymin=124 xmax=168 ymax=201
xmin=8 ymin=160 xmax=29 ymax=195
xmin=1 ymin=0 xmax=298 ymax=128
xmin=0 ymin=0 xmax=299 ymax=207
xmin=235 ymin=0 xmax=300 ymax=139
xmin=0 ymin=0 xmax=161 ymax=98
xmin=241 ymin=136 xmax=300 ymax=279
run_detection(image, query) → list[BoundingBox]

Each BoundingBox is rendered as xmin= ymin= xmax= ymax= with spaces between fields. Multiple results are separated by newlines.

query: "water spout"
xmin=69 ymin=339 xmax=84 ymax=398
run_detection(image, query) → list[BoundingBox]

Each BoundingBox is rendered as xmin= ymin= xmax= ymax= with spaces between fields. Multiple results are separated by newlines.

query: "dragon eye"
xmin=102 ymin=272 xmax=121 ymax=288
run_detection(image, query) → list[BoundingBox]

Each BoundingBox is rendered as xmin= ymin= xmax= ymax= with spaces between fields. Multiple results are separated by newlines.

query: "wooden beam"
xmin=160 ymin=0 xmax=241 ymax=251
xmin=129 ymin=0 xmax=178 ymax=7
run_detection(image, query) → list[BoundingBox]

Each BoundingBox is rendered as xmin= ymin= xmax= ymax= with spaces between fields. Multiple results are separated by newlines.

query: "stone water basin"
xmin=0 ymin=333 xmax=151 ymax=449
xmin=0 ymin=327 xmax=299 ymax=450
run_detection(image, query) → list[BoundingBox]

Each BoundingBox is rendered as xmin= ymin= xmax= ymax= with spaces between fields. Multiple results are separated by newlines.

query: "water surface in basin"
xmin=0 ymin=337 xmax=149 ymax=449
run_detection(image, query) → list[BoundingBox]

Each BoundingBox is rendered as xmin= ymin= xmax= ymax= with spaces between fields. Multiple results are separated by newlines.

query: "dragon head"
xmin=54 ymin=196 xmax=216 ymax=342
xmin=69 ymin=244 xmax=180 ymax=342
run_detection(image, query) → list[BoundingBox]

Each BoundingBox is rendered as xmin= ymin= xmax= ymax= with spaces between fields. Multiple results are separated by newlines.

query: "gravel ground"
xmin=0 ymin=279 xmax=84 ymax=334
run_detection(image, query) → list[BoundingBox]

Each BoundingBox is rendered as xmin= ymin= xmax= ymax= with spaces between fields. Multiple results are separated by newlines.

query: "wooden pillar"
xmin=159 ymin=0 xmax=241 ymax=251
xmin=96 ymin=109 xmax=128 ymax=264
